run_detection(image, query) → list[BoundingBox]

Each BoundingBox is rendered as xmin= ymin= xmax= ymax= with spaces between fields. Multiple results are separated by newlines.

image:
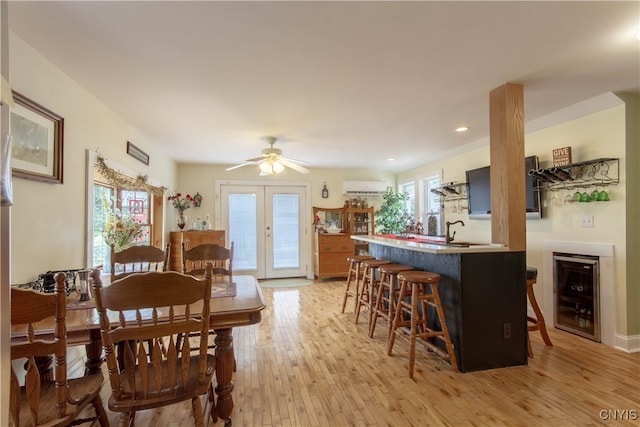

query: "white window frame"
xmin=397 ymin=181 xmax=416 ymax=221
xmin=421 ymin=172 xmax=444 ymax=236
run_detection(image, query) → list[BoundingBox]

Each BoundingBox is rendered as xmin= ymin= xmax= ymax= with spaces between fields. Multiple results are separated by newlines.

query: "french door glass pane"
xmin=229 ymin=193 xmax=257 ymax=270
xmin=272 ymin=194 xmax=299 ymax=269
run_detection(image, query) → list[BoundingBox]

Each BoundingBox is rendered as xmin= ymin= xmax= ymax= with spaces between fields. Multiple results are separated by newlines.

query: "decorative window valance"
xmin=94 ymin=155 xmax=166 ymax=195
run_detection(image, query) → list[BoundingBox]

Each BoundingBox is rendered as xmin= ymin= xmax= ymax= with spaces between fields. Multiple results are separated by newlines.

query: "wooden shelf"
xmin=347 ymin=207 xmax=374 ymax=256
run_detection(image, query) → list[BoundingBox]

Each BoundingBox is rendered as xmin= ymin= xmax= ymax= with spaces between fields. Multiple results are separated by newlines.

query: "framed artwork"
xmin=10 ymin=91 xmax=64 ymax=183
xmin=126 ymin=141 xmax=149 ymax=165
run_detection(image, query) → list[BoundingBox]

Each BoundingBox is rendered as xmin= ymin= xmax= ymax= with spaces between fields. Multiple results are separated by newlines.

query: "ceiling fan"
xmin=225 ymin=136 xmax=310 ymax=176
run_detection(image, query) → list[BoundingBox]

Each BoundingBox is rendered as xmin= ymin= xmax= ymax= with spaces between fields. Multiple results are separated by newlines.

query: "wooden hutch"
xmin=313 ymin=205 xmax=375 ymax=281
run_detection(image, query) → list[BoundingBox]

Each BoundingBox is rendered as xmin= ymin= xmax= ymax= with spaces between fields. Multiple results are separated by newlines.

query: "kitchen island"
xmin=353 ymin=234 xmax=528 ymax=372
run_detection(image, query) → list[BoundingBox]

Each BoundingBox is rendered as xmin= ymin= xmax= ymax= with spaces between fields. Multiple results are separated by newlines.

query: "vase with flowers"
xmin=101 ymin=195 xmax=144 ymax=252
xmin=168 ymin=193 xmax=193 ymax=230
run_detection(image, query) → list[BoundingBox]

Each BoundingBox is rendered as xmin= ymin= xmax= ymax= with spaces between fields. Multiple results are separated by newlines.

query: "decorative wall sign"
xmin=128 ymin=198 xmax=144 ymax=214
xmin=10 ymin=91 xmax=64 ymax=183
xmin=552 ymin=147 xmax=572 ymax=166
xmin=126 ymin=141 xmax=149 ymax=165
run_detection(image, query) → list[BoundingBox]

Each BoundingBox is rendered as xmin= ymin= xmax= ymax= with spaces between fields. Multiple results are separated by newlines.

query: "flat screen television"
xmin=465 ymin=155 xmax=542 ymax=219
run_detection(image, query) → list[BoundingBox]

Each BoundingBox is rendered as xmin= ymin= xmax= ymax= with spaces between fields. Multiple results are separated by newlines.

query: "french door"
xmin=219 ymin=184 xmax=308 ymax=279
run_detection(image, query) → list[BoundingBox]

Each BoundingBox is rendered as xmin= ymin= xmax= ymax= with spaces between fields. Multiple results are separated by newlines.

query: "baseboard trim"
xmin=614 ymin=333 xmax=640 ymax=353
xmin=526 ymin=307 xmax=640 ymax=354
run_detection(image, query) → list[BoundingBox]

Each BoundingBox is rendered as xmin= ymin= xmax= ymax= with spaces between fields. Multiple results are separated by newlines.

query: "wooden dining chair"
xmin=10 ymin=273 xmax=109 ymax=427
xmin=182 ymin=242 xmax=234 ymax=280
xmin=181 ymin=242 xmax=234 ymax=351
xmin=110 ymin=243 xmax=170 ymax=280
xmin=93 ymin=264 xmax=217 ymax=427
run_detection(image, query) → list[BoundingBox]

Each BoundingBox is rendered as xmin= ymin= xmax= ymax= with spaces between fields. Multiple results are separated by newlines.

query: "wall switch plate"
xmin=580 ymin=216 xmax=594 ymax=227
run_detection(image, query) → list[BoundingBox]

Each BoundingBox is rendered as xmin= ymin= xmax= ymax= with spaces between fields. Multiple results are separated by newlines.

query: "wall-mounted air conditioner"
xmin=342 ymin=181 xmax=388 ymax=195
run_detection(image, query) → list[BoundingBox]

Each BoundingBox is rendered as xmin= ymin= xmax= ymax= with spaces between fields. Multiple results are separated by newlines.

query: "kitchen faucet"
xmin=445 ymin=220 xmax=465 ymax=244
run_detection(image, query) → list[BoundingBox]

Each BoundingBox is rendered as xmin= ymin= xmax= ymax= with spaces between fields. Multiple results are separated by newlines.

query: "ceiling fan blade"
xmin=227 ymin=137 xmax=310 ymax=174
xmin=279 ymin=158 xmax=310 ymax=174
xmin=225 ymin=162 xmax=255 ymax=171
xmin=281 ymin=156 xmax=310 ymax=165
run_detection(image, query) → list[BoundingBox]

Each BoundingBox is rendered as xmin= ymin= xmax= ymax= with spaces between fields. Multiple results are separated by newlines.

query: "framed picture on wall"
xmin=10 ymin=91 xmax=64 ymax=183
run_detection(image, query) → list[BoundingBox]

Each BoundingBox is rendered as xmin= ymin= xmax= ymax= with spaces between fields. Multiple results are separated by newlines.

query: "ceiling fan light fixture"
xmin=259 ymin=159 xmax=285 ymax=176
xmin=229 ymin=136 xmax=310 ymax=176
xmin=272 ymin=160 xmax=285 ymax=174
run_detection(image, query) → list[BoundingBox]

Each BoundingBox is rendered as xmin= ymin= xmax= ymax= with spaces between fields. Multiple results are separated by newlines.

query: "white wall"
xmin=175 ymin=163 xmax=395 ymax=231
xmin=398 ymin=103 xmax=629 ymax=339
xmin=8 ymin=33 xmax=177 ymax=283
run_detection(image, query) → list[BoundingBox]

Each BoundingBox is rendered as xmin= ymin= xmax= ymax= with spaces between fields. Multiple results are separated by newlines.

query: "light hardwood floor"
xmin=72 ymin=279 xmax=640 ymax=426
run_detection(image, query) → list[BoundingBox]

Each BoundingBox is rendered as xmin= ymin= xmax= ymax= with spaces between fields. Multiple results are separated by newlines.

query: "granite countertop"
xmin=351 ymin=234 xmax=509 ymax=254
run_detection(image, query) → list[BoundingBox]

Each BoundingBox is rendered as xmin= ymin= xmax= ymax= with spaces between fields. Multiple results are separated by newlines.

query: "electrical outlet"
xmin=580 ymin=216 xmax=594 ymax=228
xmin=503 ymin=323 xmax=511 ymax=338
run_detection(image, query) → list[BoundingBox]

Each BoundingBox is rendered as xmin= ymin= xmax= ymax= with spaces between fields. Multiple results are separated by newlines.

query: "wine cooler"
xmin=553 ymin=253 xmax=600 ymax=342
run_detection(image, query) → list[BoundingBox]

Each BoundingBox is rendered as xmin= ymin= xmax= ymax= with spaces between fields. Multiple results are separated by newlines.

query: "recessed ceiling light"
xmin=455 ymin=126 xmax=469 ymax=132
xmin=387 ymin=158 xmax=396 ymax=161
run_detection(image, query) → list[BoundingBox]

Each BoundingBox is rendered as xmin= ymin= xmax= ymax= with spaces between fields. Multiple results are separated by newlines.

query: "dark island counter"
xmin=353 ymin=234 xmax=528 ymax=372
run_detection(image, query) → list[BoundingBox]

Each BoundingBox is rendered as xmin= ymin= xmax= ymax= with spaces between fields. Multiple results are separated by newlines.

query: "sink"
xmin=424 ymin=241 xmax=480 ymax=248
xmin=389 ymin=235 xmax=484 ymax=248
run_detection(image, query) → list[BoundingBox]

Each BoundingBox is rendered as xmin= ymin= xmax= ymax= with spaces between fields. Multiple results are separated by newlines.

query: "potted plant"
xmin=375 ymin=187 xmax=410 ymax=235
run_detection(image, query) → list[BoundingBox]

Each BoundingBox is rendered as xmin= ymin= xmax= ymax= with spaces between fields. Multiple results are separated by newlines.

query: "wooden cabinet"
xmin=313 ymin=206 xmax=346 ymax=232
xmin=313 ymin=232 xmax=354 ymax=281
xmin=168 ymin=230 xmax=225 ymax=271
xmin=346 ymin=207 xmax=374 ymax=256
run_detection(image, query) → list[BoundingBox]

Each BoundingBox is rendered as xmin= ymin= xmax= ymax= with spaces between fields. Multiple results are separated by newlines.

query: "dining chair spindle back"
xmin=110 ymin=243 xmax=170 ymax=280
xmin=93 ymin=264 xmax=217 ymax=427
xmin=10 ymin=273 xmax=109 ymax=427
xmin=182 ymin=242 xmax=233 ymax=280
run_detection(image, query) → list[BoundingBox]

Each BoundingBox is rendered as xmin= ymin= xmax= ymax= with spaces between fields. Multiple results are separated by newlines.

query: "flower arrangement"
xmin=168 ymin=193 xmax=193 ymax=212
xmin=101 ymin=195 xmax=144 ymax=252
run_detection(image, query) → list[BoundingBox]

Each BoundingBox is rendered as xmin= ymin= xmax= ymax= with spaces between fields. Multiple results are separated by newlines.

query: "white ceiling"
xmin=7 ymin=1 xmax=640 ymax=173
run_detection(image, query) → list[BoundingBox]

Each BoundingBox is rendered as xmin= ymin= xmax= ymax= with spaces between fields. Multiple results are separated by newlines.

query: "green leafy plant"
xmin=375 ymin=187 xmax=410 ymax=234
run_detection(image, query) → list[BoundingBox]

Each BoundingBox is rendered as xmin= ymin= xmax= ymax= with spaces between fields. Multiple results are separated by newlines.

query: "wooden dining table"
xmin=11 ymin=274 xmax=266 ymax=422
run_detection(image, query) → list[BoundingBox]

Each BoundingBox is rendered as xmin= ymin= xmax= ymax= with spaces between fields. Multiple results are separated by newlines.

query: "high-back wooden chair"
xmin=182 ymin=242 xmax=233 ymax=280
xmin=181 ymin=242 xmax=234 ymax=351
xmin=10 ymin=273 xmax=109 ymax=427
xmin=93 ymin=264 xmax=216 ymax=427
xmin=110 ymin=243 xmax=170 ymax=280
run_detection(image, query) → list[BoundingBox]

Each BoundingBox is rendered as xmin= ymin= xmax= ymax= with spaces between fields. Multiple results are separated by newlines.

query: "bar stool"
xmin=387 ymin=270 xmax=458 ymax=377
xmin=526 ymin=266 xmax=553 ymax=357
xmin=341 ymin=255 xmax=374 ymax=314
xmin=355 ymin=259 xmax=391 ymax=326
xmin=369 ymin=263 xmax=414 ymax=340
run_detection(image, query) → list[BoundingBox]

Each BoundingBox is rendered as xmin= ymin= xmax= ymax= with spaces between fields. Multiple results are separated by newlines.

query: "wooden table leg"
xmin=213 ymin=328 xmax=234 ymax=423
xmin=29 ymin=356 xmax=54 ymax=383
xmin=354 ymin=262 xmax=361 ymax=314
xmin=85 ymin=329 xmax=104 ymax=375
